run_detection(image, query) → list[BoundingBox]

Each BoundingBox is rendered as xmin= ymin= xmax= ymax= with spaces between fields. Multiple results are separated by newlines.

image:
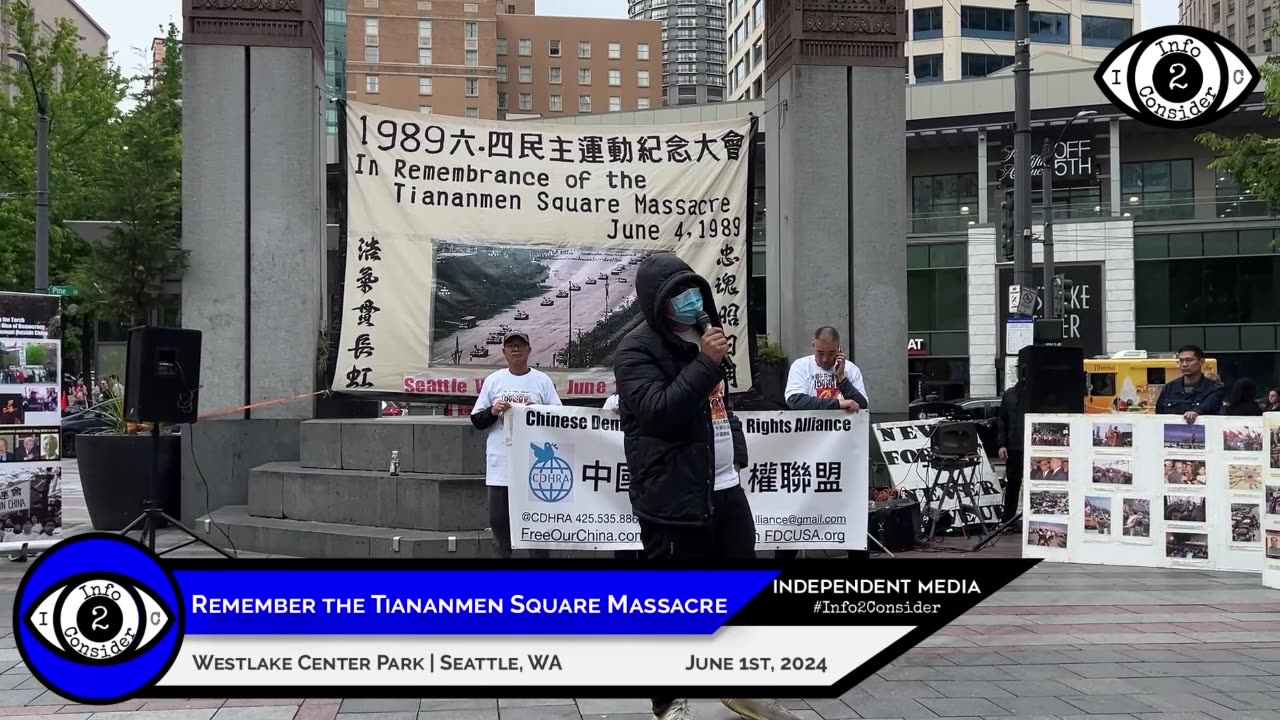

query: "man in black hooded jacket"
xmin=614 ymin=253 xmax=800 ymax=720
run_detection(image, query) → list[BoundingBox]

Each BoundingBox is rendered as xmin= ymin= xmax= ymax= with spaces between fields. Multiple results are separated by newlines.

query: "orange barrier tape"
xmin=197 ymin=390 xmax=332 ymax=420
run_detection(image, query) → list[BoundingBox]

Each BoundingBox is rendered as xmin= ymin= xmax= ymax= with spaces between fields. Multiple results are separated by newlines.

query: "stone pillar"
xmin=763 ymin=0 xmax=909 ymax=419
xmin=181 ymin=0 xmax=326 ymax=421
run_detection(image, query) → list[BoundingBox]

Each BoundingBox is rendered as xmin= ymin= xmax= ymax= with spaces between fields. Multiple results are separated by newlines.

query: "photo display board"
xmin=1022 ymin=413 xmax=1264 ymax=573
xmin=1264 ymin=412 xmax=1280 ymax=588
xmin=0 ymin=292 xmax=63 ymax=552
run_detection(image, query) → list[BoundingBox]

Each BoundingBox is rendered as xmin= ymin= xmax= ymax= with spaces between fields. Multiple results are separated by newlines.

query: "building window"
xmin=1135 ymin=254 xmax=1280 ymax=327
xmin=418 ymin=48 xmax=432 ymax=65
xmin=365 ymin=18 xmax=379 ymax=38
xmin=549 ymin=94 xmax=563 ymax=111
xmin=637 ymin=70 xmax=650 ymax=87
xmin=465 ymin=78 xmax=479 ymax=96
xmin=911 ymin=173 xmax=979 ymax=233
xmin=418 ymin=76 xmax=433 ymax=95
xmin=519 ymin=65 xmax=532 ymax=83
xmin=579 ymin=95 xmax=592 ymax=112
xmin=365 ymin=74 xmax=379 ymax=93
xmin=466 ymin=107 xmax=479 ymax=118
xmin=497 ymin=65 xmax=508 ymax=82
xmin=609 ymin=41 xmax=622 ymax=59
xmin=579 ymin=41 xmax=591 ymax=58
xmin=1030 ymin=11 xmax=1070 ymax=44
xmin=549 ymin=66 xmax=561 ymax=84
xmin=637 ymin=43 xmax=650 ymax=60
xmin=498 ymin=92 xmax=507 ymax=109
xmin=518 ymin=38 xmax=532 ymax=56
xmin=418 ymin=19 xmax=431 ymax=39
xmin=1121 ymin=159 xmax=1195 ymax=221
xmin=1247 ymin=15 xmax=1256 ymax=34
xmin=364 ymin=46 xmax=379 ymax=62
xmin=578 ymin=67 xmax=591 ymax=84
xmin=418 ymin=1 xmax=431 ymax=8
xmin=364 ymin=0 xmax=378 ymax=7
xmin=519 ymin=92 xmax=532 ymax=110
xmin=497 ymin=38 xmax=508 ymax=55
xmin=960 ymin=6 xmax=1014 ymax=40
xmin=961 ymin=53 xmax=1013 ymax=78
xmin=1215 ymin=170 xmax=1270 ymax=218
xmin=1083 ymin=16 xmax=1132 ymax=47
xmin=549 ymin=39 xmax=561 ymax=56
xmin=609 ymin=96 xmax=621 ymax=112
xmin=908 ymin=269 xmax=969 ymax=332
xmin=419 ymin=105 xmax=432 ymax=113
xmin=464 ymin=2 xmax=478 ymax=11
xmin=464 ymin=21 xmax=478 ymax=39
xmin=465 ymin=50 xmax=479 ymax=66
xmin=637 ymin=97 xmax=650 ymax=110
xmin=913 ymin=54 xmax=943 ymax=83
xmin=913 ymin=6 xmax=943 ymax=40
xmin=609 ymin=69 xmax=622 ymax=86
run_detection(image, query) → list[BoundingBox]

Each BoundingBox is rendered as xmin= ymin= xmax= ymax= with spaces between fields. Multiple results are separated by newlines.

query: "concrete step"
xmin=198 ymin=505 xmax=501 ymax=559
xmin=299 ymin=417 xmax=485 ymax=475
xmin=248 ymin=462 xmax=486 ymax=531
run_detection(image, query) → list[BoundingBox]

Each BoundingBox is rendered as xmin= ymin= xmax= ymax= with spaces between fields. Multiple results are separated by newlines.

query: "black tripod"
xmin=119 ymin=423 xmax=234 ymax=558
xmin=920 ymin=453 xmax=988 ymax=542
xmin=971 ymin=511 xmax=1021 ymax=551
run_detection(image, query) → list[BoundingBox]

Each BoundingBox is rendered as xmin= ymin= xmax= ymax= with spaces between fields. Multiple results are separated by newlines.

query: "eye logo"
xmin=24 ymin=572 xmax=174 ymax=666
xmin=1095 ymin=26 xmax=1260 ymax=129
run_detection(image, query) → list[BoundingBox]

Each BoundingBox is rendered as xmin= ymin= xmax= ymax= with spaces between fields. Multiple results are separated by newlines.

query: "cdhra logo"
xmin=528 ymin=442 xmax=574 ymax=503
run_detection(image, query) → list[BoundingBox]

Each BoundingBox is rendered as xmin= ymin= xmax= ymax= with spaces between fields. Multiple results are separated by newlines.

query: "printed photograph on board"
xmin=1163 ymin=423 xmax=1207 ymax=451
xmin=1164 ymin=494 xmax=1207 ymax=523
xmin=1223 ymin=425 xmax=1263 ymax=452
xmin=1084 ymin=495 xmax=1112 ymax=537
xmin=1268 ymin=530 xmax=1280 ymax=560
xmin=1271 ymin=427 xmax=1280 ymax=470
xmin=1163 ymin=458 xmax=1207 ymax=485
xmin=1092 ymin=422 xmax=1134 ymax=449
xmin=429 ymin=242 xmax=650 ymax=370
xmin=1029 ymin=489 xmax=1069 ymax=515
xmin=1266 ymin=485 xmax=1280 ymax=516
xmin=1230 ymin=503 xmax=1260 ymax=544
xmin=1092 ymin=458 xmax=1133 ymax=486
xmin=1228 ymin=463 xmax=1263 ymax=492
xmin=0 ymin=427 xmax=60 ymax=463
xmin=1030 ymin=422 xmax=1070 ymax=447
xmin=1166 ymin=531 xmax=1209 ymax=560
xmin=0 ymin=340 xmax=58 ymax=384
xmin=1029 ymin=456 xmax=1069 ymax=481
xmin=1027 ymin=520 xmax=1068 ymax=548
xmin=0 ymin=394 xmax=23 ymax=425
xmin=0 ymin=466 xmax=61 ymax=543
xmin=1122 ymin=498 xmax=1151 ymax=538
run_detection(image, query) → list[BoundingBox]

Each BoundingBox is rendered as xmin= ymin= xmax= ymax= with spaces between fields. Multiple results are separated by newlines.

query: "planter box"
xmin=76 ymin=433 xmax=181 ymax=531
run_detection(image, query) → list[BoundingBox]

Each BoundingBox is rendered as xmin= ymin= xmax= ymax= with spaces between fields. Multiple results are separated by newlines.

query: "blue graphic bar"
xmin=175 ymin=570 xmax=778 ymax=635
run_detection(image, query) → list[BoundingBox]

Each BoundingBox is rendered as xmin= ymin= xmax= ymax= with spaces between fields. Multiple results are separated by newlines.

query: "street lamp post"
xmin=1041 ymin=109 xmax=1097 ymax=322
xmin=8 ymin=51 xmax=49 ymax=294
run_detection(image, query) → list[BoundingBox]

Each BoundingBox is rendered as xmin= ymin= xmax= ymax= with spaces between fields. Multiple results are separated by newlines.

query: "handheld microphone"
xmin=695 ymin=311 xmax=736 ymax=378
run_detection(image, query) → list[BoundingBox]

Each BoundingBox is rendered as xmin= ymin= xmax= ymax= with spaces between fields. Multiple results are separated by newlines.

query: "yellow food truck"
xmin=1085 ymin=351 xmax=1218 ymax=414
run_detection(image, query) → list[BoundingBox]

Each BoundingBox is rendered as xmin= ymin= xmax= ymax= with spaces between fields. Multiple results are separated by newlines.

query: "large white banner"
xmin=505 ymin=405 xmax=868 ymax=551
xmin=872 ymin=419 xmax=1002 ymax=525
xmin=335 ymin=102 xmax=755 ymax=399
xmin=1022 ymin=413 xmax=1265 ymax=573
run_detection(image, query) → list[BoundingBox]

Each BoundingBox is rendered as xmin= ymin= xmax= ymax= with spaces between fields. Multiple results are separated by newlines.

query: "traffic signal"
xmin=1050 ymin=274 xmax=1072 ymax=318
xmin=1000 ymin=189 xmax=1015 ymax=260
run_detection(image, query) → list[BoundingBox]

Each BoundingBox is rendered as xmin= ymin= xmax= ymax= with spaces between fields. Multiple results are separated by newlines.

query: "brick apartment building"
xmin=346 ymin=0 xmax=661 ymax=119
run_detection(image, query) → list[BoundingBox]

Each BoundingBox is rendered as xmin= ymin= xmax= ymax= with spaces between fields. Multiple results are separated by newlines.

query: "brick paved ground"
xmin=2 ymin=467 xmax=1274 ymax=720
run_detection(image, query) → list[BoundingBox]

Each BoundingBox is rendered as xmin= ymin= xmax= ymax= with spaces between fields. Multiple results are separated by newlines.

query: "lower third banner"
xmin=506 ymin=406 xmax=869 ymax=551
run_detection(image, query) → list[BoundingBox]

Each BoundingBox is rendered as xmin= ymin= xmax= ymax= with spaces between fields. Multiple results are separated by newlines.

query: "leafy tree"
xmin=1197 ymin=38 xmax=1279 ymax=242
xmin=72 ymin=25 xmax=186 ymax=327
xmin=0 ymin=0 xmax=126 ymax=292
xmin=23 ymin=343 xmax=46 ymax=367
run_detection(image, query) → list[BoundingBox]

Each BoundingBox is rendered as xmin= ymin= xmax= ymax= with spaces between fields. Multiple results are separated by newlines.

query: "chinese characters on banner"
xmin=506 ymin=405 xmax=868 ymax=551
xmin=336 ymin=102 xmax=756 ymax=399
xmin=0 ymin=292 xmax=64 ymax=551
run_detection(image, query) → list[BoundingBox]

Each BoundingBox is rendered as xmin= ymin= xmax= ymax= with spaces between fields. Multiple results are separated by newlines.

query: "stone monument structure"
xmin=763 ymin=0 xmax=910 ymax=420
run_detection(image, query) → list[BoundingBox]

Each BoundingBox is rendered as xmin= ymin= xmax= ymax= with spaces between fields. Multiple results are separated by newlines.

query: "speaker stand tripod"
xmin=971 ymin=512 xmax=1021 ymax=552
xmin=119 ymin=423 xmax=234 ymax=559
xmin=921 ymin=455 xmax=988 ymax=543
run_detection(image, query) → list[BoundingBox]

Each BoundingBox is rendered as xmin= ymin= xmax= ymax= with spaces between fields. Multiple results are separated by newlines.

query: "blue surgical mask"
xmin=669 ymin=288 xmax=704 ymax=325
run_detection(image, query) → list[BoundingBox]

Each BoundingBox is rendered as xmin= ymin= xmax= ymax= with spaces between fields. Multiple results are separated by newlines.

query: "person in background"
xmin=996 ymin=370 xmax=1025 ymax=525
xmin=1223 ymin=378 xmax=1263 ymax=416
xmin=1155 ymin=345 xmax=1223 ymax=423
xmin=470 ymin=331 xmax=560 ymax=559
xmin=1266 ymin=389 xmax=1280 ymax=412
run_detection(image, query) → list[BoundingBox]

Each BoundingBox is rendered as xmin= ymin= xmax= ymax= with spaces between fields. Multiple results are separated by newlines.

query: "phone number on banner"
xmin=518 ymin=511 xmax=643 ymax=546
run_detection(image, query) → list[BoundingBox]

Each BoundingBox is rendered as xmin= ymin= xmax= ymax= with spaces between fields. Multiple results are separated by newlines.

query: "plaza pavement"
xmin=0 ymin=466 xmax=1275 ymax=720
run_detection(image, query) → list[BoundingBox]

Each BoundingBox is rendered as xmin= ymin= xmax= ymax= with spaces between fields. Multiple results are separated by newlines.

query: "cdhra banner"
xmin=0 ymin=292 xmax=64 ymax=552
xmin=334 ymin=102 xmax=756 ymax=400
xmin=505 ymin=405 xmax=868 ymax=551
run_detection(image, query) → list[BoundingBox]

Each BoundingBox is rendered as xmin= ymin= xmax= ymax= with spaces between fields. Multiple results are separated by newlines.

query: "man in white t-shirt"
xmin=470 ymin=331 xmax=561 ymax=558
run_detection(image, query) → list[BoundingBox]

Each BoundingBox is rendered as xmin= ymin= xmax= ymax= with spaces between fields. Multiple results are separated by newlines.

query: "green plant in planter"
xmin=756 ymin=338 xmax=787 ymax=365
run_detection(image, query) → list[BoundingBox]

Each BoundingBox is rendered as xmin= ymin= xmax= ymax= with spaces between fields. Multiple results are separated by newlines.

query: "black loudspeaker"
xmin=930 ymin=421 xmax=980 ymax=458
xmin=124 ymin=327 xmax=202 ymax=424
xmin=1018 ymin=344 xmax=1085 ymax=414
xmin=869 ymin=499 xmax=920 ymax=552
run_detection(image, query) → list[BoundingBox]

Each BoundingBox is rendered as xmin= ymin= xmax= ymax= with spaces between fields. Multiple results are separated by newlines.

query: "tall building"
xmin=628 ymin=0 xmax=728 ymax=106
xmin=1 ymin=0 xmax=108 ymax=56
xmin=326 ymin=0 xmax=347 ymax=133
xmin=346 ymin=0 xmax=659 ymax=119
xmin=1180 ymin=0 xmax=1275 ymax=55
xmin=726 ymin=0 xmax=1142 ymax=96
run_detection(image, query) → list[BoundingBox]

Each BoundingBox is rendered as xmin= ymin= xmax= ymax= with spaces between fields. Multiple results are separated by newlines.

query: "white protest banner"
xmin=0 ymin=481 xmax=28 ymax=514
xmin=872 ymin=419 xmax=1002 ymax=525
xmin=506 ymin=405 xmax=868 ymax=551
xmin=335 ymin=102 xmax=755 ymax=400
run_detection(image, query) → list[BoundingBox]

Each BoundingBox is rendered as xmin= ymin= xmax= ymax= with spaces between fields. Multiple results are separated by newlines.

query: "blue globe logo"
xmin=528 ymin=442 xmax=573 ymax=503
